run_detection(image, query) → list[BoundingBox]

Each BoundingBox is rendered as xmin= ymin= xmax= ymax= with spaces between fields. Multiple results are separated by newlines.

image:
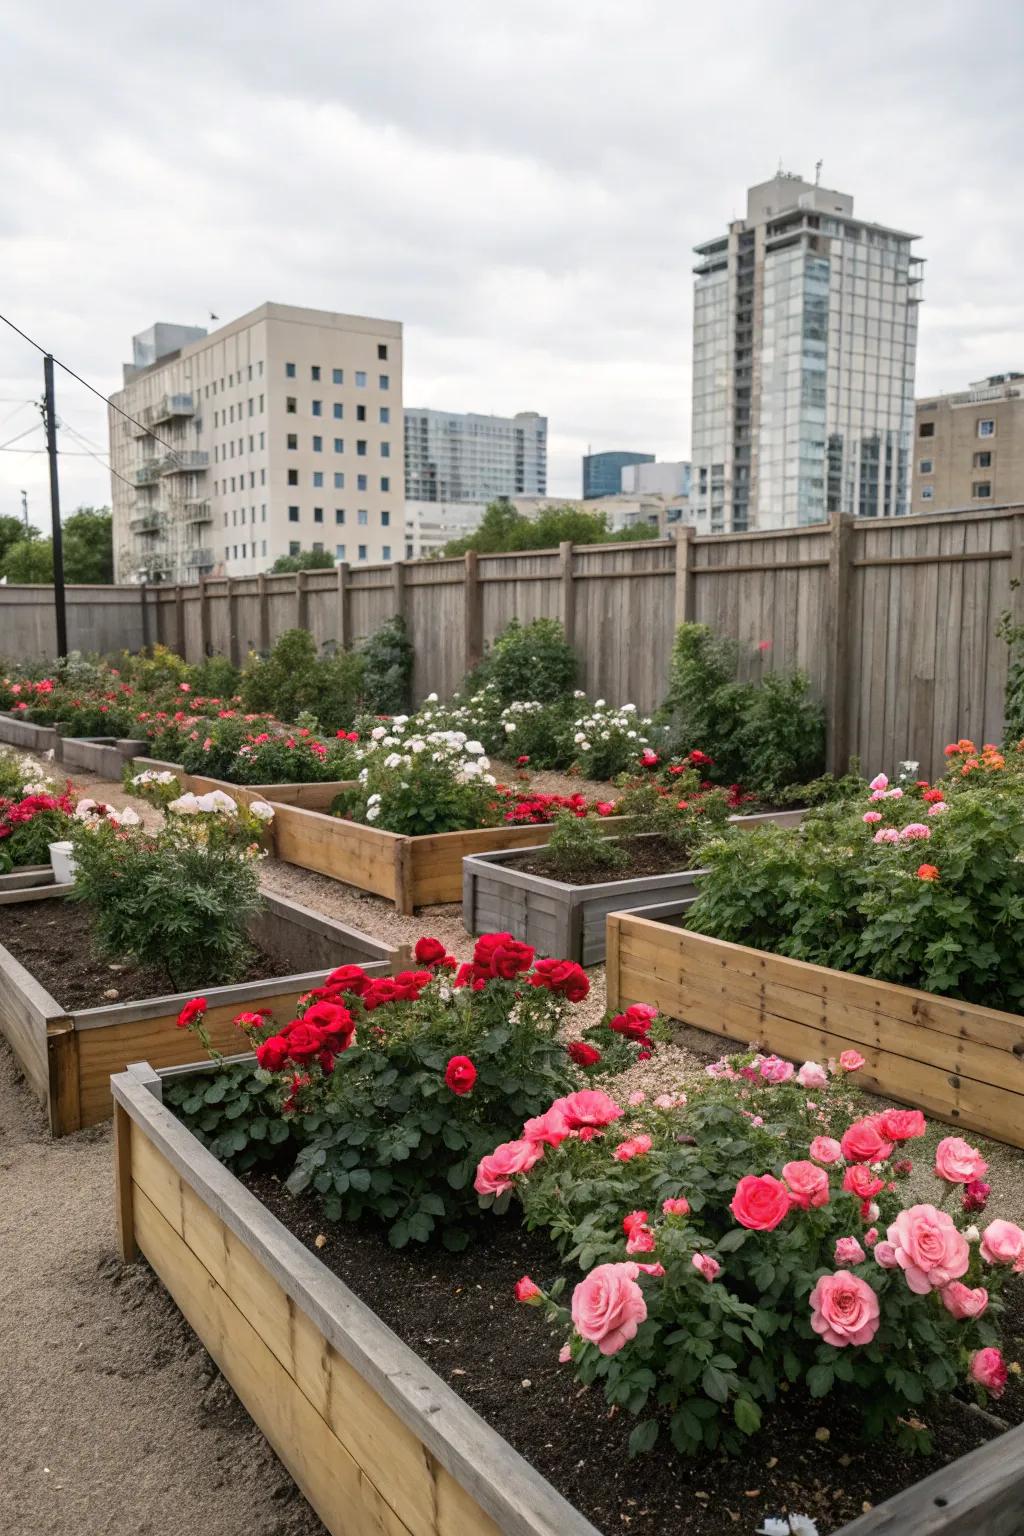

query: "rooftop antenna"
xmin=815 ymin=159 xmax=823 ymax=185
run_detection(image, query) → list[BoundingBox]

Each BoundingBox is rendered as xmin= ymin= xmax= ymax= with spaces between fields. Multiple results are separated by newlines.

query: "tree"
xmin=0 ymin=515 xmax=29 ymax=568
xmin=441 ymin=498 xmax=655 ymax=556
xmin=63 ymin=507 xmax=113 ymax=583
xmin=269 ymin=549 xmax=336 ymax=572
xmin=2 ymin=537 xmax=53 ymax=583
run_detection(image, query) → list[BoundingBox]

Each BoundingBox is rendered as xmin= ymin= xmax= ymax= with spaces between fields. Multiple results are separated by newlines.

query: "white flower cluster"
xmin=496 ymin=698 xmax=548 ymax=737
xmin=358 ymin=727 xmax=496 ymax=821
xmin=74 ymin=797 xmax=141 ymax=828
xmin=168 ymin=789 xmax=239 ymax=816
xmin=130 ymin=769 xmax=177 ymax=788
xmin=15 ymin=754 xmax=59 ymax=796
xmin=570 ymin=700 xmax=651 ymax=755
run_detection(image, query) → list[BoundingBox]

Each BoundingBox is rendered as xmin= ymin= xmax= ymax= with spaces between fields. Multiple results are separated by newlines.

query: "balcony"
xmin=133 ymin=460 xmax=162 ymax=486
xmin=144 ymin=392 xmax=195 ymax=427
xmin=184 ymin=499 xmax=212 ymax=526
xmin=184 ymin=547 xmax=215 ymax=571
xmin=129 ymin=509 xmax=167 ymax=535
xmin=159 ymin=450 xmax=209 ymax=475
xmin=135 ymin=549 xmax=173 ymax=582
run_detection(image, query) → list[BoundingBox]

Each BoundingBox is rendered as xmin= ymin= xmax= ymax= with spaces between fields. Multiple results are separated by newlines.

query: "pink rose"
xmin=691 ymin=1253 xmax=721 ymax=1283
xmin=835 ymin=1237 xmax=867 ymax=1267
xmin=877 ymin=1109 xmax=926 ymax=1143
xmin=522 ymin=1104 xmax=571 ymax=1146
xmin=626 ymin=1227 xmax=656 ymax=1255
xmin=514 ymin=1276 xmax=541 ymax=1303
xmin=782 ymin=1160 xmax=830 ymax=1210
xmin=980 ymin=1219 xmax=1024 ymax=1267
xmin=864 ymin=1227 xmax=879 ymax=1248
xmin=940 ymin=1283 xmax=989 ymax=1320
xmin=612 ymin=1134 xmax=652 ymax=1162
xmin=869 ymin=773 xmax=889 ymax=791
xmin=899 ymin=822 xmax=931 ymax=841
xmin=874 ymin=1241 xmax=898 ymax=1268
xmin=797 ymin=1061 xmax=828 ymax=1089
xmin=887 ymin=787 xmax=904 ymax=800
xmin=862 ymin=811 xmax=883 ymax=824
xmin=843 ymin=1165 xmax=885 ymax=1200
xmin=809 ymin=1136 xmax=843 ymax=1165
xmin=839 ymin=1050 xmax=866 ymax=1073
xmin=759 ymin=1056 xmax=794 ymax=1084
xmin=553 ymin=1089 xmax=624 ymax=1131
xmin=634 ymin=1261 xmax=665 ymax=1277
xmin=729 ymin=1174 xmax=791 ymax=1231
xmin=558 ymin=1343 xmax=572 ymax=1363
xmin=887 ymin=1204 xmax=970 ymax=1294
xmin=628 ymin=1090 xmax=646 ymax=1106
xmin=934 ymin=1136 xmax=988 ymax=1185
xmin=473 ymin=1138 xmax=544 ymax=1196
xmin=841 ymin=1117 xmax=893 ymax=1164
xmin=622 ymin=1209 xmax=649 ymax=1236
xmin=873 ymin=827 xmax=900 ymax=843
xmin=809 ymin=1271 xmax=880 ymax=1347
xmin=662 ymin=1196 xmax=690 ymax=1217
xmin=928 ymin=801 xmax=949 ymax=815
xmin=653 ymin=1093 xmax=677 ymax=1109
xmin=969 ymin=1347 xmax=1008 ymax=1397
xmin=571 ymin=1262 xmax=647 ymax=1356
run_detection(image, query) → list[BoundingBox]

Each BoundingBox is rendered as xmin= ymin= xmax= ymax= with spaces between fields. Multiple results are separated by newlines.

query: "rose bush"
xmin=486 ymin=1051 xmax=1022 ymax=1457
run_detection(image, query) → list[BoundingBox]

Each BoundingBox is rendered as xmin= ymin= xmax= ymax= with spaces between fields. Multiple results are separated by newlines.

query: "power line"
xmin=61 ymin=419 xmax=136 ymax=490
xmin=0 ymin=309 xmax=181 ymax=455
xmin=0 ymin=421 xmax=42 ymax=452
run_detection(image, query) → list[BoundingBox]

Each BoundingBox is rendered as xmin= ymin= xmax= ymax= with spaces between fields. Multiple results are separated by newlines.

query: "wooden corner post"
xmin=198 ymin=574 xmax=212 ymax=658
xmin=559 ymin=541 xmax=576 ymax=646
xmin=256 ymin=572 xmax=270 ymax=654
xmin=295 ymin=569 xmax=310 ymax=634
xmin=825 ymin=513 xmax=853 ymax=776
xmin=336 ymin=561 xmax=351 ymax=649
xmin=113 ymin=1101 xmax=137 ymax=1263
xmin=464 ymin=550 xmax=483 ymax=674
xmin=674 ymin=525 xmax=697 ymax=627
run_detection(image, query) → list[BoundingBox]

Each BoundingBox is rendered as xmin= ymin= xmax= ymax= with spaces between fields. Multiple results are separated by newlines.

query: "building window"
xmin=978 ymin=419 xmax=995 ymax=438
xmin=921 ymin=486 xmax=934 ymax=501
xmin=335 ymin=508 xmax=345 ymax=524
xmin=358 ymin=544 xmax=367 ymax=560
xmin=334 ymin=438 xmax=344 ymax=453
xmin=355 ymin=371 xmax=367 ymax=387
xmin=260 ymin=467 xmax=266 ymax=484
xmin=357 ymin=509 xmax=368 ymax=525
xmin=261 ymin=505 xmax=267 ymax=521
xmin=975 ymin=450 xmax=992 ymax=468
xmin=918 ymin=421 xmax=935 ymax=438
xmin=379 ymin=374 xmax=389 ymax=390
xmin=288 ymin=506 xmax=300 ymax=522
xmin=333 ymin=402 xmax=343 ymax=419
xmin=313 ymin=471 xmax=323 ymax=488
xmin=288 ymin=469 xmax=299 ymax=485
xmin=356 ymin=404 xmax=366 ymax=422
xmin=248 ymin=399 xmax=254 ymax=417
xmin=287 ymin=433 xmax=298 ymax=450
xmin=312 ymin=435 xmax=323 ymax=452
xmin=311 ymin=365 xmax=321 ymax=381
xmin=289 ymin=540 xmax=300 ymax=556
xmin=973 ymin=481 xmax=993 ymax=498
xmin=312 ymin=400 xmax=322 ymax=416
xmin=357 ymin=440 xmax=367 ymax=456
xmin=382 ymin=544 xmax=391 ymax=560
xmin=379 ymin=406 xmax=390 ymax=424
xmin=334 ymin=472 xmax=345 ymax=489
xmin=377 ymin=343 xmax=387 ymax=360
xmin=332 ymin=368 xmax=343 ymax=385
xmin=382 ymin=510 xmax=390 ymax=526
xmin=381 ymin=477 xmax=390 ymax=492
xmin=259 ymin=395 xmax=264 ymax=412
xmin=381 ymin=442 xmax=390 ymax=458
xmin=286 ymin=362 xmax=296 ymax=378
xmin=918 ymin=459 xmax=933 ymax=475
xmin=357 ymin=474 xmax=368 ymax=491
xmin=336 ymin=542 xmax=346 ymax=558
xmin=314 ymin=507 xmax=324 ymax=523
xmin=262 ymin=540 xmax=267 ymax=555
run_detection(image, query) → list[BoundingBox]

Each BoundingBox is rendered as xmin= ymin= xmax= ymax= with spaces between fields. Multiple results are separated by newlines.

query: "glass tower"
xmin=691 ymin=174 xmax=923 ymax=532
xmin=403 ymin=409 xmax=547 ymax=502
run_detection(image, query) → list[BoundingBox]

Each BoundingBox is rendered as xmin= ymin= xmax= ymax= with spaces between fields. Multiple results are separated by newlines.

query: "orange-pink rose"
xmin=969 ymin=1347 xmax=1008 ymax=1397
xmin=980 ymin=1219 xmax=1024 ymax=1267
xmin=877 ymin=1109 xmax=926 ymax=1142
xmin=839 ymin=1049 xmax=866 ymax=1072
xmin=808 ymin=1271 xmax=880 ymax=1347
xmin=809 ymin=1136 xmax=842 ymax=1165
xmin=473 ymin=1138 xmax=544 ymax=1196
xmin=940 ymin=1282 xmax=989 ymax=1319
xmin=729 ymin=1174 xmax=791 ymax=1231
xmin=570 ymin=1262 xmax=647 ymax=1356
xmin=887 ymin=1204 xmax=970 ymax=1294
xmin=934 ymin=1136 xmax=988 ymax=1185
xmin=840 ymin=1117 xmax=894 ymax=1164
xmin=782 ymin=1160 xmax=830 ymax=1210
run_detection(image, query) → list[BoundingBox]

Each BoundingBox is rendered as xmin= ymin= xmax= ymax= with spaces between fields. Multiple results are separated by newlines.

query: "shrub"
xmin=68 ymin=815 xmax=263 ymax=991
xmin=123 ymin=644 xmax=193 ymax=695
xmin=0 ymin=789 xmax=74 ymax=872
xmin=466 ymin=618 xmax=578 ymax=705
xmin=360 ymin=616 xmax=414 ymax=714
xmin=688 ymin=761 xmax=1024 ymax=1009
xmin=228 ymin=732 xmax=359 ymax=785
xmin=190 ymin=653 xmax=241 ymax=699
xmin=486 ymin=1053 xmax=1022 ymax=1456
xmin=571 ymin=700 xmax=659 ymax=781
xmin=496 ymin=697 xmax=579 ymax=770
xmin=173 ymin=933 xmax=598 ymax=1248
xmin=336 ymin=722 xmax=504 ymax=835
xmin=540 ymin=810 xmax=628 ymax=882
xmin=242 ymin=629 xmax=364 ymax=733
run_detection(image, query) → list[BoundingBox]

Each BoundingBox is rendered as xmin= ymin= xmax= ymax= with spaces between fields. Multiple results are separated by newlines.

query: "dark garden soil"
xmin=245 ymin=1169 xmax=1022 ymax=1536
xmin=0 ymin=898 xmax=299 ymax=1010
xmin=512 ymin=836 xmax=699 ymax=886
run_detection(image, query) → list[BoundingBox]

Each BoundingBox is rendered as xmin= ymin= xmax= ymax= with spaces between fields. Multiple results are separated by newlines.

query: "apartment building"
xmin=108 ymin=303 xmax=403 ymax=583
xmin=582 ymin=450 xmax=654 ymax=499
xmin=403 ymin=409 xmax=547 ymax=502
xmin=691 ymin=172 xmax=923 ymax=532
xmin=912 ymin=374 xmax=1024 ymax=512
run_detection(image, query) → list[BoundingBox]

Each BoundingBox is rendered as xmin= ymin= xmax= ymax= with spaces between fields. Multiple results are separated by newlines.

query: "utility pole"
xmin=20 ymin=489 xmax=28 ymax=531
xmin=42 ymin=354 xmax=68 ymax=657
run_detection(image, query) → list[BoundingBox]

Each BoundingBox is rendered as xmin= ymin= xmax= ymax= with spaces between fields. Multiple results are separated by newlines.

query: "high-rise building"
xmin=620 ymin=460 xmax=692 ymax=498
xmin=912 ymin=374 xmax=1024 ymax=513
xmin=690 ymin=172 xmax=923 ymax=533
xmin=403 ymin=409 xmax=546 ymax=502
xmin=108 ymin=303 xmax=403 ymax=583
xmin=582 ymin=450 xmax=654 ymax=499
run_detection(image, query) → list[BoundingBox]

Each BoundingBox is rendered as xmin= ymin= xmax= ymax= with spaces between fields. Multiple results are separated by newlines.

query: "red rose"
xmin=176 ymin=997 xmax=207 ymax=1030
xmin=730 ymin=1174 xmax=791 ymax=1231
xmin=567 ymin=1041 xmax=601 ymax=1067
xmin=472 ymin=931 xmax=513 ymax=970
xmin=488 ymin=939 xmax=536 ymax=980
xmin=444 ymin=1055 xmax=477 ymax=1095
xmin=255 ymin=1034 xmax=290 ymax=1072
xmin=877 ymin=1109 xmax=926 ymax=1143
xmin=529 ymin=957 xmax=590 ymax=1002
xmin=303 ymin=1001 xmax=355 ymax=1049
xmin=840 ymin=1118 xmax=893 ymax=1164
xmin=280 ymin=1020 xmax=328 ymax=1062
xmin=414 ymin=936 xmax=448 ymax=967
xmin=842 ymin=1165 xmax=885 ymax=1200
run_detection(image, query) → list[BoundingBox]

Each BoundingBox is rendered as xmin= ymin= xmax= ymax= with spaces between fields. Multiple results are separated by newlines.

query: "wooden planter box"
xmin=0 ymin=865 xmax=59 ymax=899
xmin=0 ymin=711 xmax=59 ymax=753
xmin=112 ymin=1059 xmax=1024 ymax=1536
xmin=463 ymin=839 xmax=705 ymax=967
xmin=129 ymin=755 xmax=353 ymax=813
xmin=0 ymin=888 xmax=404 ymax=1137
xmin=271 ymin=803 xmax=631 ymax=914
xmin=605 ymin=914 xmax=1024 ymax=1149
xmin=57 ymin=734 xmax=148 ymax=779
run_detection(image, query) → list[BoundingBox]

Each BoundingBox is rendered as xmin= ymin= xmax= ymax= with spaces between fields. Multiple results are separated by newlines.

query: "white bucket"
xmin=48 ymin=841 xmax=78 ymax=884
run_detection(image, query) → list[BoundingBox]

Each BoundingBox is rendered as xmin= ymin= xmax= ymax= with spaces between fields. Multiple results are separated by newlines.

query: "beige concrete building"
xmin=108 ymin=303 xmax=403 ymax=583
xmin=404 ymin=492 xmax=691 ymax=558
xmin=912 ymin=374 xmax=1024 ymax=513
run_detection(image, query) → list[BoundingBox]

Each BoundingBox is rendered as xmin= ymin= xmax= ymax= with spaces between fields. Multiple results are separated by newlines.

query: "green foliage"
xmin=660 ymin=624 xmax=825 ymax=796
xmin=122 ymin=644 xmax=193 ymax=694
xmin=997 ymin=606 xmax=1024 ymax=743
xmin=240 ymin=628 xmax=365 ymax=733
xmin=2 ymin=536 xmax=53 ymax=583
xmin=442 ymin=498 xmax=653 ymax=557
xmin=164 ymin=1060 xmax=302 ymax=1171
xmin=466 ymin=618 xmax=577 ymax=705
xmin=571 ymin=700 xmax=658 ymax=781
xmin=360 ymin=616 xmax=414 ymax=714
xmin=494 ymin=697 xmax=580 ymax=770
xmin=540 ymin=810 xmax=628 ymax=882
xmin=62 ymin=507 xmax=113 ymax=583
xmin=336 ymin=729 xmax=501 ymax=835
xmin=269 ymin=549 xmax=336 ymax=571
xmin=0 ymin=515 xmax=27 ymax=567
xmin=68 ymin=817 xmax=262 ymax=992
xmin=190 ymin=653 xmax=240 ymax=698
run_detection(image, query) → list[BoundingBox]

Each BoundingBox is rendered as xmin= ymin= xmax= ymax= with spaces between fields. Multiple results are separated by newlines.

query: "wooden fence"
xmin=4 ymin=506 xmax=1022 ymax=780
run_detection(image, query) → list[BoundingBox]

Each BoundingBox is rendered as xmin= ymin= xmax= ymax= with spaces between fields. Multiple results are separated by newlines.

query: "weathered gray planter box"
xmin=0 ymin=865 xmax=58 ymax=900
xmin=0 ymin=887 xmax=405 ymax=1136
xmin=463 ymin=836 xmax=705 ymax=966
xmin=57 ymin=735 xmax=148 ymax=779
xmin=0 ymin=711 xmax=59 ymax=753
xmin=112 ymin=1058 xmax=1024 ymax=1536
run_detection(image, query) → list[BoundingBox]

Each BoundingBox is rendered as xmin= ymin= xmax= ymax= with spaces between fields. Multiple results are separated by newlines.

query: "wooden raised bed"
xmin=605 ymin=914 xmax=1024 ymax=1148
xmin=0 ymin=865 xmax=61 ymax=900
xmin=129 ymin=755 xmax=352 ymax=813
xmin=57 ymin=734 xmax=148 ymax=779
xmin=0 ymin=888 xmax=404 ymax=1137
xmin=0 ymin=711 xmax=59 ymax=753
xmin=112 ymin=1058 xmax=1024 ymax=1536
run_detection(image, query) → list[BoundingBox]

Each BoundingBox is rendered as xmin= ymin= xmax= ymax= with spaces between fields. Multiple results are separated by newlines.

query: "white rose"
xmin=574 ymin=732 xmax=585 ymax=745
xmin=196 ymin=790 xmax=238 ymax=814
xmin=426 ymin=692 xmax=438 ymax=703
xmin=626 ymin=731 xmax=637 ymax=739
xmin=504 ymin=722 xmax=516 ymax=734
xmin=118 ymin=806 xmax=141 ymax=826
xmin=580 ymin=741 xmax=591 ymax=752
xmin=366 ymin=793 xmax=381 ymax=805
xmin=410 ymin=738 xmax=426 ymax=753
xmin=478 ymin=756 xmax=490 ymax=771
xmin=168 ymin=793 xmax=200 ymax=815
xmin=371 ymin=726 xmax=386 ymax=740
xmin=465 ymin=740 xmax=484 ymax=755
xmin=482 ymin=773 xmax=496 ymax=786
xmin=595 ymin=698 xmax=606 ymax=708
xmin=248 ymin=800 xmax=275 ymax=821
xmin=366 ymin=804 xmax=380 ymax=821
xmin=384 ymin=753 xmax=403 ymax=768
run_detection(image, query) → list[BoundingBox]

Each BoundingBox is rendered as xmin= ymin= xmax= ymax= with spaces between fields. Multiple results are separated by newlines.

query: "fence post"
xmin=139 ymin=580 xmax=150 ymax=649
xmin=174 ymin=583 xmax=185 ymax=658
xmin=825 ymin=513 xmax=853 ymax=775
xmin=295 ymin=569 xmax=309 ymax=633
xmin=392 ymin=558 xmax=407 ymax=627
xmin=1010 ymin=512 xmax=1024 ymax=624
xmin=336 ymin=561 xmax=351 ymax=648
xmin=559 ymin=541 xmax=576 ymax=645
xmin=464 ymin=550 xmax=483 ymax=673
xmin=674 ymin=525 xmax=696 ymax=627
xmin=198 ymin=575 xmax=211 ymax=658
xmin=256 ymin=573 xmax=270 ymax=654
xmin=227 ymin=578 xmax=240 ymax=666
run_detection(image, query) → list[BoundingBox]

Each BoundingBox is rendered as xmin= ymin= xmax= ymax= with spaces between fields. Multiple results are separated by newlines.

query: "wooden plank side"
xmin=0 ymin=946 xmax=63 ymax=1103
xmin=271 ymin=806 xmax=399 ymax=901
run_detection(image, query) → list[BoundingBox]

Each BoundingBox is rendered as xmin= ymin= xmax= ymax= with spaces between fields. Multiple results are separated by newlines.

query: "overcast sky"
xmin=1 ymin=0 xmax=1022 ymax=522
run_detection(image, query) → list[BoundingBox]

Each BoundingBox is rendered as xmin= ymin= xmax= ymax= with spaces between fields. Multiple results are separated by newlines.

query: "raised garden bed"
xmin=0 ymin=711 xmax=59 ymax=753
xmin=56 ymin=733 xmax=148 ymax=779
xmin=605 ymin=911 xmax=1024 ymax=1149
xmin=113 ymin=1058 xmax=1024 ymax=1536
xmin=0 ymin=864 xmax=59 ymax=900
xmin=129 ymin=755 xmax=353 ymax=813
xmin=0 ymin=888 xmax=403 ymax=1136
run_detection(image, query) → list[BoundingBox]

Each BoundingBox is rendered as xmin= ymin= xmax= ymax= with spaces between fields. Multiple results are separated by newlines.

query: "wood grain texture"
xmin=832 ymin=1422 xmax=1024 ymax=1534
